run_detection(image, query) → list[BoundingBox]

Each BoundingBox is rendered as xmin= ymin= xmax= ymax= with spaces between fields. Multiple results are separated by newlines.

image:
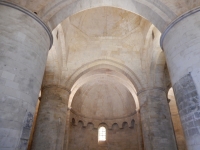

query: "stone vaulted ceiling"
xmin=72 ymin=76 xmax=136 ymax=120
xmin=69 ymin=7 xmax=141 ymax=38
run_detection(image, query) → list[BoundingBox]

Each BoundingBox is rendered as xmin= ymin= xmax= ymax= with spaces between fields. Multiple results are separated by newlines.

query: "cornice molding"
xmin=0 ymin=1 xmax=53 ymax=49
xmin=70 ymin=108 xmax=137 ymax=121
xmin=137 ymin=87 xmax=165 ymax=96
xmin=160 ymin=7 xmax=200 ymax=50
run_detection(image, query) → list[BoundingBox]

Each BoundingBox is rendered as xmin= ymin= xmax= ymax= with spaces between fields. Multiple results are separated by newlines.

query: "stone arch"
xmin=66 ymin=59 xmax=142 ymax=90
xmin=125 ymin=119 xmax=135 ymax=128
xmin=66 ymin=59 xmax=141 ymax=111
xmin=111 ymin=123 xmax=119 ymax=130
xmin=140 ymin=24 xmax=155 ymax=80
xmin=122 ymin=122 xmax=129 ymax=129
xmin=86 ymin=122 xmax=95 ymax=129
xmin=98 ymin=123 xmax=108 ymax=129
xmin=77 ymin=120 xmax=84 ymax=127
xmin=131 ymin=119 xmax=135 ymax=128
xmin=40 ymin=0 xmax=176 ymax=32
xmin=140 ymin=24 xmax=167 ymax=88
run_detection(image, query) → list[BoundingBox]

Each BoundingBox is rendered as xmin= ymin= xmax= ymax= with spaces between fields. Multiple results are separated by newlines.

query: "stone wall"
xmin=0 ymin=3 xmax=51 ymax=150
xmin=173 ymin=73 xmax=200 ymax=149
xmin=68 ymin=121 xmax=139 ymax=150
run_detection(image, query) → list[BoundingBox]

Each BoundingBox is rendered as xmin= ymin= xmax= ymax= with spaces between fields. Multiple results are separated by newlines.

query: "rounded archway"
xmin=68 ymin=64 xmax=140 ymax=150
xmin=67 ymin=62 xmax=140 ymax=112
xmin=41 ymin=1 xmax=177 ymax=32
xmin=71 ymin=72 xmax=137 ymax=120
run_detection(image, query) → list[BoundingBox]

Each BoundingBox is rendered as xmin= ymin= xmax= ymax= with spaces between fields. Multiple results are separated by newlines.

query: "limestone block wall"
xmin=68 ymin=122 xmax=139 ymax=150
xmin=138 ymin=89 xmax=177 ymax=150
xmin=0 ymin=2 xmax=52 ymax=150
xmin=173 ymin=74 xmax=200 ymax=149
xmin=31 ymin=87 xmax=69 ymax=150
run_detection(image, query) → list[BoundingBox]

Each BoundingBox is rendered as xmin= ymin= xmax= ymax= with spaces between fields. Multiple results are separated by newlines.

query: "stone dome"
xmin=71 ymin=75 xmax=136 ymax=120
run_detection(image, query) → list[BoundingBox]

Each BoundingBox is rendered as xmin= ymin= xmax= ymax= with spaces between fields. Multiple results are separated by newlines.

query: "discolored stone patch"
xmin=173 ymin=73 xmax=200 ymax=139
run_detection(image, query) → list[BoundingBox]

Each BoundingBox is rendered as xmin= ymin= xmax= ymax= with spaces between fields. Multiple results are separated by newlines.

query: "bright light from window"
xmin=98 ymin=127 xmax=106 ymax=141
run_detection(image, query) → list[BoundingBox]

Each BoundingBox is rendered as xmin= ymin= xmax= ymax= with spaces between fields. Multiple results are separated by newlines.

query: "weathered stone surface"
xmin=31 ymin=86 xmax=69 ymax=150
xmin=68 ymin=122 xmax=139 ymax=150
xmin=162 ymin=9 xmax=200 ymax=149
xmin=1 ymin=1 xmax=197 ymax=150
xmin=19 ymin=112 xmax=34 ymax=150
xmin=138 ymin=89 xmax=177 ymax=150
xmin=173 ymin=74 xmax=200 ymax=149
xmin=0 ymin=3 xmax=51 ymax=150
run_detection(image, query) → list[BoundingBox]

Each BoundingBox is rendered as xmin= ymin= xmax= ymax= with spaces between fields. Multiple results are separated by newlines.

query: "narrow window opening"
xmin=98 ymin=127 xmax=106 ymax=141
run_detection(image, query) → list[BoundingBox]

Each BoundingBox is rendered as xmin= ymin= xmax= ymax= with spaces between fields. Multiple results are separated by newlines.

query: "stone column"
xmin=136 ymin=111 xmax=144 ymax=150
xmin=161 ymin=8 xmax=200 ymax=150
xmin=138 ymin=88 xmax=177 ymax=150
xmin=31 ymin=86 xmax=70 ymax=150
xmin=0 ymin=2 xmax=52 ymax=150
xmin=63 ymin=110 xmax=71 ymax=150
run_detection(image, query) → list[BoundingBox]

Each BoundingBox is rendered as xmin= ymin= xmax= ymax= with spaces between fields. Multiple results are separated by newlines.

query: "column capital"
xmin=0 ymin=1 xmax=53 ymax=49
xmin=160 ymin=7 xmax=200 ymax=50
xmin=137 ymin=87 xmax=165 ymax=96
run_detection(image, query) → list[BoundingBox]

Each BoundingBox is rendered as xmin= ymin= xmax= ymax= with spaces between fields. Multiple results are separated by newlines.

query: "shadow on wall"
xmin=168 ymin=88 xmax=187 ymax=150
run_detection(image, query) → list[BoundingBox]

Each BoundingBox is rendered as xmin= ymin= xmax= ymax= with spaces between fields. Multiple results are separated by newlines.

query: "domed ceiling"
xmin=71 ymin=75 xmax=136 ymax=120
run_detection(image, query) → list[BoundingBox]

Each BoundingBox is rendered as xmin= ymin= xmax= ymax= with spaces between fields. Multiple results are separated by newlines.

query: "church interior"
xmin=1 ymin=0 xmax=200 ymax=150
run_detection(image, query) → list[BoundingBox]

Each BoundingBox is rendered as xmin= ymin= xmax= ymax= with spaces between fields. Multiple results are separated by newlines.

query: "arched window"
xmin=98 ymin=126 xmax=106 ymax=141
